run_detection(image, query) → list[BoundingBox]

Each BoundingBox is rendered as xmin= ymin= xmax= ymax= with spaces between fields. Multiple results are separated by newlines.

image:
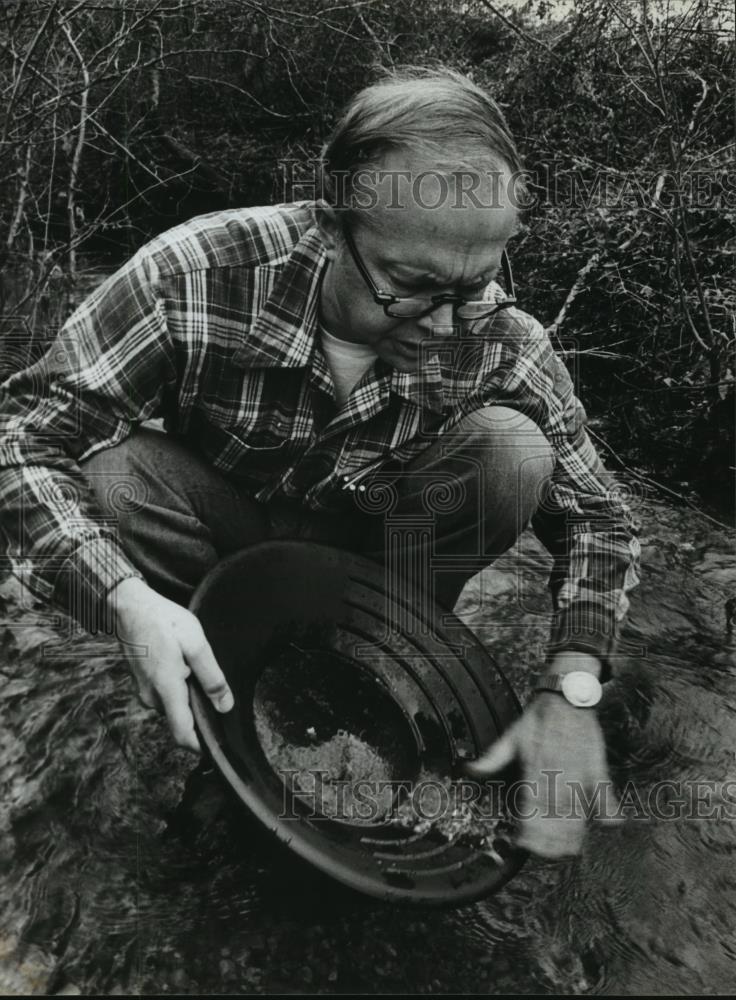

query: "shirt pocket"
xmin=219 ymin=416 xmax=290 ymax=455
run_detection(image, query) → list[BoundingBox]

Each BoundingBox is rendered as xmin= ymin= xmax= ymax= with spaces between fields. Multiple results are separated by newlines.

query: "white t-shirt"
xmin=320 ymin=327 xmax=377 ymax=407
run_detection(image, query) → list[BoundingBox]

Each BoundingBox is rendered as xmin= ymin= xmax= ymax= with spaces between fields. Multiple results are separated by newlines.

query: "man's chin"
xmin=389 ymin=356 xmax=418 ymax=374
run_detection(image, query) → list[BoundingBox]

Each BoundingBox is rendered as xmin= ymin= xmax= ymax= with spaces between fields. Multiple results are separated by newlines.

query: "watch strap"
xmin=534 ymin=674 xmax=566 ymax=695
xmin=534 ymin=671 xmax=603 ymax=707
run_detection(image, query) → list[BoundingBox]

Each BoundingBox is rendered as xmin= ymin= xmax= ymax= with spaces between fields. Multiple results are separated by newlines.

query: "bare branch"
xmin=85 ymin=112 xmax=166 ymax=185
xmin=476 ymin=0 xmax=561 ymax=59
xmin=57 ymin=0 xmax=94 ymax=26
xmin=352 ymin=2 xmax=394 ymax=68
xmin=183 ymin=74 xmax=291 ymax=118
xmin=60 ymin=16 xmax=90 ymax=277
xmin=1 ymin=1 xmax=59 ymax=148
xmin=545 ymin=252 xmax=603 ymax=340
xmin=680 ymin=68 xmax=709 ymax=152
xmin=670 ymin=227 xmax=712 ymax=353
xmin=81 ymin=0 xmax=164 ymax=71
xmin=686 ymin=141 xmax=736 ymax=168
xmin=607 ymin=0 xmax=659 ymax=78
xmin=616 ymin=171 xmax=667 ymax=251
xmin=6 ymin=139 xmax=33 ymax=251
xmin=607 ymin=0 xmax=718 ymax=356
xmin=612 ymin=47 xmax=665 ymax=118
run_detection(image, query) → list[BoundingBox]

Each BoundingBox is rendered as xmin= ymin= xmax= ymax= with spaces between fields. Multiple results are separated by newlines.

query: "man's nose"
xmin=416 ymin=302 xmax=458 ymax=337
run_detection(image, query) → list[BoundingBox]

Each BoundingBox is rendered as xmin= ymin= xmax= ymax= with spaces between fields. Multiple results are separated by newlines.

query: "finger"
xmin=158 ymin=675 xmax=201 ymax=754
xmin=511 ymin=761 xmax=586 ymax=859
xmin=182 ymin=630 xmax=233 ymax=713
xmin=597 ymin=812 xmax=625 ymax=827
xmin=463 ymin=728 xmax=517 ymax=776
xmin=516 ymin=813 xmax=586 ymax=859
xmin=589 ymin=775 xmax=625 ymax=826
xmin=135 ymin=681 xmax=161 ymax=712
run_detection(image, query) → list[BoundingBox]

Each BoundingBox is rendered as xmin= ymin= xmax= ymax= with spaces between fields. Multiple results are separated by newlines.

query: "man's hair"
xmin=319 ymin=65 xmax=525 ymax=220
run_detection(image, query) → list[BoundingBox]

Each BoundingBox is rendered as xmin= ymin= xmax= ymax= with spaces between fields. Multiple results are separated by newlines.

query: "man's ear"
xmin=314 ymin=200 xmax=341 ymax=260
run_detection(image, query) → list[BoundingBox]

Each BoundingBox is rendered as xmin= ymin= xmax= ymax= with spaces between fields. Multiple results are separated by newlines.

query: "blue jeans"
xmin=81 ymin=407 xmax=553 ymax=611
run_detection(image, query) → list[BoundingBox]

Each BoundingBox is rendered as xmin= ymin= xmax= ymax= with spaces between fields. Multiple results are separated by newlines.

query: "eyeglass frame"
xmin=341 ymin=223 xmax=517 ymax=321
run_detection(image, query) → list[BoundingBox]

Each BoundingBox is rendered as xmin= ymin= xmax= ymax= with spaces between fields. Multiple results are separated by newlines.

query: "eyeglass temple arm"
xmin=500 ymin=249 xmax=515 ymax=299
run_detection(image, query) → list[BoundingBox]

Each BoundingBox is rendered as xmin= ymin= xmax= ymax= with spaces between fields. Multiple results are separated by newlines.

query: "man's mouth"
xmin=394 ymin=340 xmax=422 ymax=360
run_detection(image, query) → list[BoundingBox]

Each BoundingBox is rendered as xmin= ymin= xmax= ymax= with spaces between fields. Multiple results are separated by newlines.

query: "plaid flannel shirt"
xmin=0 ymin=201 xmax=640 ymax=670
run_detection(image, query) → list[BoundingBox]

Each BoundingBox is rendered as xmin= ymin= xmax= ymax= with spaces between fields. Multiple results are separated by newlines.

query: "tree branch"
xmin=680 ymin=68 xmax=709 ymax=153
xmin=60 ymin=16 xmax=89 ymax=278
xmin=1 ymin=1 xmax=58 ymax=148
xmin=545 ymin=251 xmax=603 ymax=339
xmin=476 ymin=0 xmax=560 ymax=60
xmin=6 ymin=139 xmax=32 ymax=252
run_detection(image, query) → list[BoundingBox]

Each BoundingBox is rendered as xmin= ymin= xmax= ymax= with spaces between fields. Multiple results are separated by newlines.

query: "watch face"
xmin=560 ymin=671 xmax=602 ymax=707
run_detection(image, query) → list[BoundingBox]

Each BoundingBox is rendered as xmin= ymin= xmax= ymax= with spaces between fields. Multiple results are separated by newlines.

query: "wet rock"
xmin=219 ymin=958 xmax=235 ymax=978
xmin=0 ymin=934 xmax=55 ymax=994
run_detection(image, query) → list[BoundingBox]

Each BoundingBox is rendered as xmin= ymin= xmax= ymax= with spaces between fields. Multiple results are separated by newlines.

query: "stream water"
xmin=0 ymin=497 xmax=734 ymax=995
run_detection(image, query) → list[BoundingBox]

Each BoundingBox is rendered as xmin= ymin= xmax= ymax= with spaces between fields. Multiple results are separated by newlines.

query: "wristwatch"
xmin=534 ymin=670 xmax=603 ymax=707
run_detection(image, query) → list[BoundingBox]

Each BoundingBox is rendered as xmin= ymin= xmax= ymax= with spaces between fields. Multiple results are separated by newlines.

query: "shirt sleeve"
xmin=0 ymin=248 xmax=177 ymax=633
xmin=495 ymin=316 xmax=641 ymax=680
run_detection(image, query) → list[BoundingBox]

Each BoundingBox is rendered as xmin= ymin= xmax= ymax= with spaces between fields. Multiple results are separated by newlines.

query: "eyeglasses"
xmin=342 ymin=225 xmax=517 ymax=321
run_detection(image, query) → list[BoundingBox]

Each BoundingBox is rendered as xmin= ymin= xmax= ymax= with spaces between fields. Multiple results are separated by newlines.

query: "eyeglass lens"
xmin=386 ymin=297 xmax=514 ymax=320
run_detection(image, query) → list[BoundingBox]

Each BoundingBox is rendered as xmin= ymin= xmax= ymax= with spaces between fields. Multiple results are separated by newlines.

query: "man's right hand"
xmin=108 ymin=577 xmax=234 ymax=753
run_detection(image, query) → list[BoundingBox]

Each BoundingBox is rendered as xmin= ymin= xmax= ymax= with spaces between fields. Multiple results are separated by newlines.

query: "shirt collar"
xmin=232 ymin=225 xmax=325 ymax=370
xmin=232 ymin=223 xmax=447 ymax=415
